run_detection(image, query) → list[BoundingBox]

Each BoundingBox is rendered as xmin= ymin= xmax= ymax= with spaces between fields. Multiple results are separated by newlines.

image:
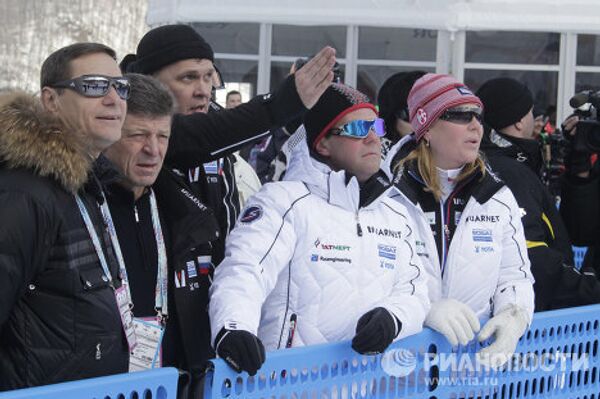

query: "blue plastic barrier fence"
xmin=573 ymin=246 xmax=588 ymax=269
xmin=0 ymin=367 xmax=179 ymax=399
xmin=203 ymin=305 xmax=600 ymax=398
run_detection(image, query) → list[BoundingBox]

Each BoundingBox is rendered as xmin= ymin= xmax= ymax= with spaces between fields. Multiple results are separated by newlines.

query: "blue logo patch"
xmin=186 ymin=260 xmax=198 ymax=278
xmin=203 ymin=160 xmax=219 ymax=175
xmin=311 ymin=254 xmax=319 ymax=262
xmin=240 ymin=205 xmax=263 ymax=223
xmin=378 ymin=244 xmax=397 ymax=260
xmin=472 ymin=228 xmax=493 ymax=242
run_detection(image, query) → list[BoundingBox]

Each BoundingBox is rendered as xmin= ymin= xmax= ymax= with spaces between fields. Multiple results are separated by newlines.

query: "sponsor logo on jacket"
xmin=472 ymin=228 xmax=493 ymax=242
xmin=313 ymin=238 xmax=351 ymax=251
xmin=366 ymin=226 xmax=403 ymax=239
xmin=465 ymin=214 xmax=500 ymax=223
xmin=311 ymin=254 xmax=352 ymax=264
xmin=378 ymin=244 xmax=397 ymax=260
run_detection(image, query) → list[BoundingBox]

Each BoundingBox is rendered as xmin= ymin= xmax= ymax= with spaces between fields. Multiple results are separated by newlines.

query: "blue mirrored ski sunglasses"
xmin=330 ymin=118 xmax=386 ymax=139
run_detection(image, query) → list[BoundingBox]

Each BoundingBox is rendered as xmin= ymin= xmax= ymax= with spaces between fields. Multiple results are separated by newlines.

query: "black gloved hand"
xmin=351 ymin=307 xmax=400 ymax=355
xmin=214 ymin=328 xmax=266 ymax=376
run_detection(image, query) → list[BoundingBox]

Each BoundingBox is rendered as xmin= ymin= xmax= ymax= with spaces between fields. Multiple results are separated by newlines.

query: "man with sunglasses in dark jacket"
xmin=477 ymin=77 xmax=600 ymax=311
xmin=0 ymin=43 xmax=131 ymax=390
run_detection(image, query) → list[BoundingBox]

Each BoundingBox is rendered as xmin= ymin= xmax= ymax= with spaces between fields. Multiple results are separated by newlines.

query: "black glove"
xmin=214 ymin=328 xmax=266 ymax=376
xmin=351 ymin=307 xmax=400 ymax=355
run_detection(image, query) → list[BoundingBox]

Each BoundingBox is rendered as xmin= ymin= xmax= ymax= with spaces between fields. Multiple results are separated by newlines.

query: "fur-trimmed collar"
xmin=0 ymin=92 xmax=92 ymax=194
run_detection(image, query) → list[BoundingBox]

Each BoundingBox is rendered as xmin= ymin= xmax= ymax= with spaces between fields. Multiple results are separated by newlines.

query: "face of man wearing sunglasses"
xmin=104 ymin=113 xmax=171 ymax=200
xmin=42 ymin=52 xmax=127 ymax=157
xmin=154 ymin=58 xmax=216 ymax=115
xmin=423 ymin=103 xmax=483 ymax=170
xmin=315 ymin=108 xmax=382 ymax=183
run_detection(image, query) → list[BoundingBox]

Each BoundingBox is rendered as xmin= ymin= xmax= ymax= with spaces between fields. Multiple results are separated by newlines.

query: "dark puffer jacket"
xmin=481 ymin=130 xmax=600 ymax=310
xmin=0 ymin=93 xmax=128 ymax=390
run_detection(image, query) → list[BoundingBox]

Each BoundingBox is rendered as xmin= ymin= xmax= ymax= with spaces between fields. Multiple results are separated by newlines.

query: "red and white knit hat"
xmin=407 ymin=73 xmax=483 ymax=141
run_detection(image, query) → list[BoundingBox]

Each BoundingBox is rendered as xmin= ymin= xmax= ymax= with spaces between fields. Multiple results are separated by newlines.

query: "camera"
xmin=566 ymin=90 xmax=600 ymax=153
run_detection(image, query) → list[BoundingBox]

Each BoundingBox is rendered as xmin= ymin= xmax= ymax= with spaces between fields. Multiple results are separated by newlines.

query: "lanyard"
xmin=75 ymin=195 xmax=115 ymax=284
xmin=101 ymin=189 xmax=169 ymax=321
xmin=77 ymin=190 xmax=169 ymax=320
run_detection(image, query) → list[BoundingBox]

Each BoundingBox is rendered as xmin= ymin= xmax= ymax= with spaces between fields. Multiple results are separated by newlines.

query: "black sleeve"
xmin=529 ymin=246 xmax=600 ymax=310
xmin=560 ymin=171 xmax=600 ymax=246
xmin=166 ymin=75 xmax=306 ymax=170
xmin=492 ymin=162 xmax=600 ymax=310
xmin=0 ymin=191 xmax=52 ymax=326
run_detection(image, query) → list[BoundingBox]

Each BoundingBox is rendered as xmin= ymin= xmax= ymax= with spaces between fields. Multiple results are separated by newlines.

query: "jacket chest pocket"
xmin=79 ymin=267 xmax=113 ymax=292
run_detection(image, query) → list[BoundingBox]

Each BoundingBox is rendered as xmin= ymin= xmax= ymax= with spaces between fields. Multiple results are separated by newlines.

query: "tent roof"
xmin=147 ymin=0 xmax=600 ymax=33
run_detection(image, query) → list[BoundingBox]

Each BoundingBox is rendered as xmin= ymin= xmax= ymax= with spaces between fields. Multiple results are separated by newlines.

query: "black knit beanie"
xmin=125 ymin=24 xmax=214 ymax=74
xmin=304 ymin=83 xmax=377 ymax=150
xmin=476 ymin=77 xmax=533 ymax=131
xmin=377 ymin=70 xmax=426 ymax=133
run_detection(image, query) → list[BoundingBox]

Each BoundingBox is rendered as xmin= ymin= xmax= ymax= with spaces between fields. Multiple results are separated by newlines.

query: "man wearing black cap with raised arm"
xmin=124 ymin=24 xmax=336 ymax=265
xmin=477 ymin=77 xmax=600 ymax=310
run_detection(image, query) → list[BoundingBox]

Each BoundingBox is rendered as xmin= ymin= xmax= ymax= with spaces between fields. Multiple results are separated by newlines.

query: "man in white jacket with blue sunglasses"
xmin=209 ymin=83 xmax=430 ymax=376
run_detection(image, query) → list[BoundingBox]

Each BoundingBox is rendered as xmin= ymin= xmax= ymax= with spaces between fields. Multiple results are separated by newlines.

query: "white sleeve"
xmin=380 ymin=209 xmax=431 ymax=340
xmin=491 ymin=189 xmax=535 ymax=323
xmin=208 ymin=183 xmax=305 ymax=345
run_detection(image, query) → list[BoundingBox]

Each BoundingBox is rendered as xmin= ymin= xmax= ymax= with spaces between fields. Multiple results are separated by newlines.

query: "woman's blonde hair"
xmin=393 ymin=140 xmax=486 ymax=202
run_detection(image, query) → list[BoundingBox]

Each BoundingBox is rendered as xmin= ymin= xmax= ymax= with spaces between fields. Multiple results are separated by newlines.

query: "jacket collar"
xmin=395 ymin=159 xmax=505 ymax=207
xmin=0 ymin=92 xmax=93 ymax=194
xmin=481 ymin=129 xmax=543 ymax=174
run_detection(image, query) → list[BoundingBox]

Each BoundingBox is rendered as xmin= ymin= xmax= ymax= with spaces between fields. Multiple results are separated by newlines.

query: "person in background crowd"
xmin=102 ymin=74 xmax=220 ymax=378
xmin=222 ymin=90 xmax=262 ymax=206
xmin=225 ymin=90 xmax=242 ymax=109
xmin=384 ymin=73 xmax=535 ymax=368
xmin=124 ymin=24 xmax=336 ymax=265
xmin=0 ymin=43 xmax=129 ymax=390
xmin=476 ymin=77 xmax=600 ymax=310
xmin=560 ymin=113 xmax=600 ymax=275
xmin=209 ymin=83 xmax=430 ymax=376
xmin=377 ymin=70 xmax=426 ymax=157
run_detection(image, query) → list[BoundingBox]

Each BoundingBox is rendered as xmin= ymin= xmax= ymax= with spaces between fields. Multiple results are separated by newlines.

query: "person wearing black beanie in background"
xmin=477 ymin=77 xmax=600 ymax=311
xmin=377 ymin=71 xmax=426 ymax=141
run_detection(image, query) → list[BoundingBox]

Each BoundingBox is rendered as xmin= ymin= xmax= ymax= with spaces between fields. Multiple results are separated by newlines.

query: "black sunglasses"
xmin=439 ymin=107 xmax=483 ymax=125
xmin=50 ymin=75 xmax=130 ymax=100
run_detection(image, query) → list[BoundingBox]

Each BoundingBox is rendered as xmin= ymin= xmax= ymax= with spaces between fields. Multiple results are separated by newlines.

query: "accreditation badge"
xmin=129 ymin=317 xmax=165 ymax=372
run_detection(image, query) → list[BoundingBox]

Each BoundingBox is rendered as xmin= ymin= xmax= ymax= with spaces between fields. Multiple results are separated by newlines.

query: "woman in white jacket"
xmin=384 ymin=73 xmax=535 ymax=369
xmin=209 ymin=83 xmax=430 ymax=376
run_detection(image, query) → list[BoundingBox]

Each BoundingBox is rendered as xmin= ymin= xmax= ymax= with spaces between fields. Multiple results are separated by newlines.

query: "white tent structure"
xmin=148 ymin=0 xmax=600 ymax=34
xmin=147 ymin=0 xmax=600 ymax=120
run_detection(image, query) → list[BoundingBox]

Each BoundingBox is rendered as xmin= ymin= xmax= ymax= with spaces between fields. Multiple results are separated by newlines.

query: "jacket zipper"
xmin=439 ymin=201 xmax=447 ymax=275
xmin=355 ymin=211 xmax=363 ymax=237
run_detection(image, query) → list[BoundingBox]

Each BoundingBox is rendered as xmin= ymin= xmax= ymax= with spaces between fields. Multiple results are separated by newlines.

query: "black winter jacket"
xmin=482 ymin=130 xmax=600 ymax=310
xmin=105 ymin=169 xmax=220 ymax=372
xmin=0 ymin=94 xmax=128 ymax=390
xmin=560 ymin=161 xmax=600 ymax=273
xmin=165 ymin=75 xmax=305 ymax=265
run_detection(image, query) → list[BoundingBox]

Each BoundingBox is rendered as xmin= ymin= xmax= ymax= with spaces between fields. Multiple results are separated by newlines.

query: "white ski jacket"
xmin=209 ymin=138 xmax=430 ymax=351
xmin=382 ymin=139 xmax=535 ymax=322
